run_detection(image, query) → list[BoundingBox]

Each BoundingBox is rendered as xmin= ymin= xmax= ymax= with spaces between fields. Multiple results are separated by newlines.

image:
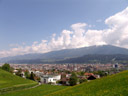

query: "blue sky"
xmin=0 ymin=0 xmax=128 ymax=57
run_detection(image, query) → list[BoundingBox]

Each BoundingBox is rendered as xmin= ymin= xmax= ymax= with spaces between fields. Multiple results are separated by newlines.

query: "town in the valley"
xmin=0 ymin=63 xmax=127 ymax=86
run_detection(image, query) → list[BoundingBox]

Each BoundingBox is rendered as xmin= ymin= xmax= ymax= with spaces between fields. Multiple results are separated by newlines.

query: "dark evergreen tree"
xmin=29 ymin=72 xmax=35 ymax=81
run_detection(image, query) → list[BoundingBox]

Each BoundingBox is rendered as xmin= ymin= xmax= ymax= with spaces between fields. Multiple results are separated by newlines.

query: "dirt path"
xmin=23 ymin=83 xmax=40 ymax=90
xmin=0 ymin=83 xmax=40 ymax=94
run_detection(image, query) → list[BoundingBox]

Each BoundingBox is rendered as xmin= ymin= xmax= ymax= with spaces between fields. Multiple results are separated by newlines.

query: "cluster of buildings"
xmin=9 ymin=63 xmax=127 ymax=85
xmin=13 ymin=68 xmax=100 ymax=85
xmin=10 ymin=63 xmax=125 ymax=72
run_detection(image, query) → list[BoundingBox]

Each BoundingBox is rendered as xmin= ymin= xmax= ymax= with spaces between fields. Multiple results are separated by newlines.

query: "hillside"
xmin=0 ymin=69 xmax=37 ymax=93
xmin=0 ymin=69 xmax=67 ymax=95
xmin=57 ymin=54 xmax=128 ymax=64
xmin=0 ymin=84 xmax=68 ymax=96
xmin=47 ymin=71 xmax=128 ymax=96
xmin=1 ymin=71 xmax=128 ymax=96
xmin=1 ymin=45 xmax=128 ymax=64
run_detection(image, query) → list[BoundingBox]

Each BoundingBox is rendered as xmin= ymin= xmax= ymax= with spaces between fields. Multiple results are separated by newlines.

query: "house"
xmin=13 ymin=69 xmax=18 ymax=75
xmin=61 ymin=78 xmax=70 ymax=85
xmin=87 ymin=75 xmax=96 ymax=80
xmin=40 ymin=75 xmax=61 ymax=84
xmin=21 ymin=71 xmax=26 ymax=78
xmin=60 ymin=73 xmax=71 ymax=85
xmin=84 ymin=73 xmax=94 ymax=76
xmin=13 ymin=69 xmax=25 ymax=78
xmin=85 ymin=73 xmax=97 ymax=80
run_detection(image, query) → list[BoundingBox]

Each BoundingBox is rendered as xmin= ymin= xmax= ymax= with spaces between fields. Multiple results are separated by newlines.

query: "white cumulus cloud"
xmin=0 ymin=7 xmax=128 ymax=58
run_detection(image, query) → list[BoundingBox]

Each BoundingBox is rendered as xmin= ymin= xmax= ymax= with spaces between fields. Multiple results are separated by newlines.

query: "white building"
xmin=40 ymin=75 xmax=61 ymax=84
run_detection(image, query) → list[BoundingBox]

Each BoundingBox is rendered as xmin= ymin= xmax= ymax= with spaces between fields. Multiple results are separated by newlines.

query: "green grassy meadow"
xmin=1 ymin=84 xmax=68 ymax=96
xmin=47 ymin=71 xmax=128 ymax=96
xmin=0 ymin=69 xmax=37 ymax=94
xmin=1 ymin=68 xmax=128 ymax=96
xmin=0 ymin=69 xmax=67 ymax=96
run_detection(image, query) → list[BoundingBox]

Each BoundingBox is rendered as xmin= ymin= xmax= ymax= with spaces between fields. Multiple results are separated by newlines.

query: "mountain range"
xmin=1 ymin=45 xmax=128 ymax=64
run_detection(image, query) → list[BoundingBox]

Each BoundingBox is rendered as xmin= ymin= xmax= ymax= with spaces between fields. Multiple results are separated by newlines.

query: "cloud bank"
xmin=0 ymin=7 xmax=128 ymax=58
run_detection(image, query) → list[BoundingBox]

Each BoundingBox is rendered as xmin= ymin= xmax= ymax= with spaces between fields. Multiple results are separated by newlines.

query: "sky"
xmin=0 ymin=0 xmax=128 ymax=58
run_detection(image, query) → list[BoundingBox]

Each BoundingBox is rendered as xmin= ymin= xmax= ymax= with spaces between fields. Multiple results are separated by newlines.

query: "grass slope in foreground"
xmin=1 ymin=84 xmax=67 ymax=96
xmin=1 ymin=71 xmax=128 ymax=96
xmin=48 ymin=71 xmax=128 ymax=96
xmin=0 ymin=69 xmax=36 ymax=89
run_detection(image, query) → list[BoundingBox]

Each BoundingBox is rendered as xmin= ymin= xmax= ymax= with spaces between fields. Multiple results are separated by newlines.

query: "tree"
xmin=1 ymin=63 xmax=11 ymax=72
xmin=79 ymin=79 xmax=87 ymax=84
xmin=94 ymin=71 xmax=108 ymax=77
xmin=24 ymin=70 xmax=30 ymax=79
xmin=29 ymin=72 xmax=35 ymax=81
xmin=69 ymin=72 xmax=78 ymax=86
xmin=77 ymin=71 xmax=85 ymax=76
